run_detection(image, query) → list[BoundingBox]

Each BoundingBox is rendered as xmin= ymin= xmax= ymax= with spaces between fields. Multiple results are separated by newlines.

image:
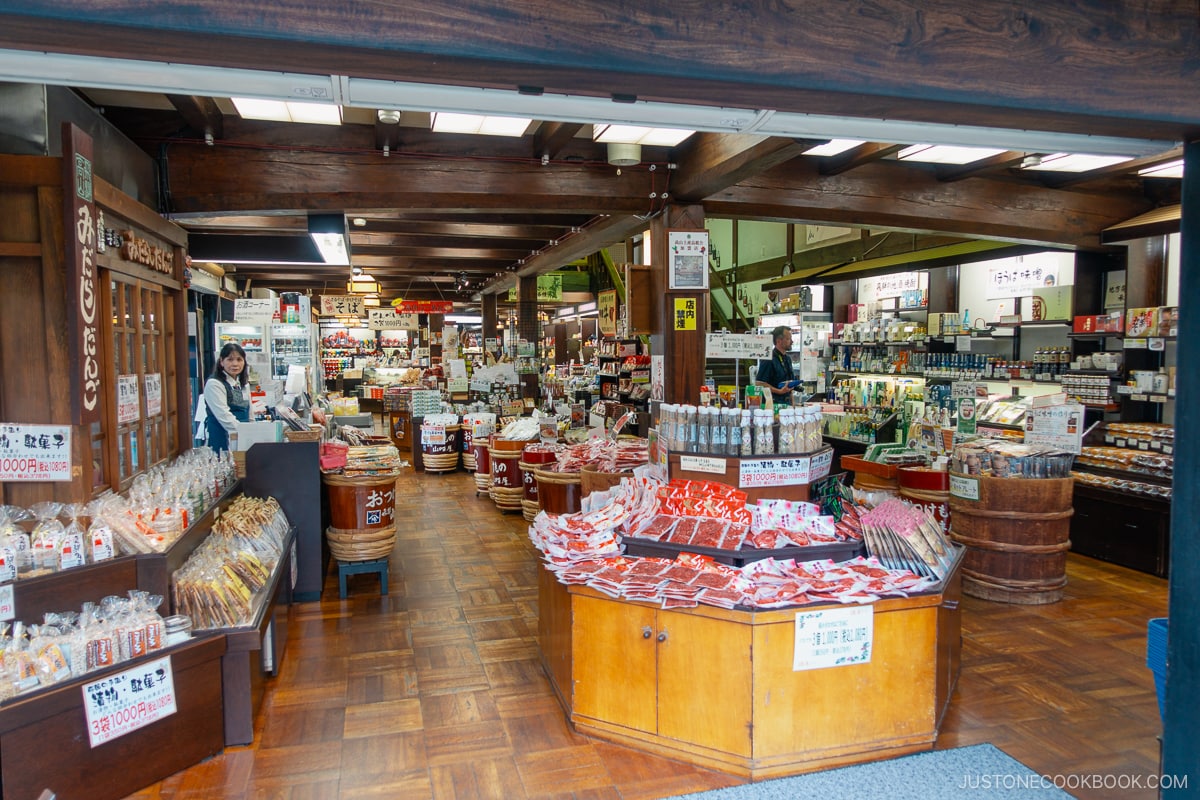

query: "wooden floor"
xmin=125 ymin=469 xmax=1169 ymax=800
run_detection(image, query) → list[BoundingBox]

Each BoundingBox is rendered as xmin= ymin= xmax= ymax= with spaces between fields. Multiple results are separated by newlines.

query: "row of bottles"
xmin=835 ymin=345 xmax=1074 ymax=382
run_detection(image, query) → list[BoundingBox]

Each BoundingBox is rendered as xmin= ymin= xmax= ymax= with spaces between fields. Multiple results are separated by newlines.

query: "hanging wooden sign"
xmin=62 ymin=122 xmax=102 ymax=425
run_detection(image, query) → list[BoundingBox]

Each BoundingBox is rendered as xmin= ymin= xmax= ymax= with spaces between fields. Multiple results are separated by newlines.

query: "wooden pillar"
xmin=1163 ymin=136 xmax=1199 ymax=792
xmin=1125 ymin=235 xmax=1167 ymax=308
xmin=518 ymin=275 xmax=539 ymax=399
xmin=481 ymin=293 xmax=497 ymax=345
xmin=649 ymin=204 xmax=707 ymax=405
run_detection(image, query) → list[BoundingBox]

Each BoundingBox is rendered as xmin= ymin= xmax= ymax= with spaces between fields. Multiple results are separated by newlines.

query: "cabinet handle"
xmin=642 ymin=626 xmax=652 ymax=639
xmin=657 ymin=631 xmax=668 ymax=642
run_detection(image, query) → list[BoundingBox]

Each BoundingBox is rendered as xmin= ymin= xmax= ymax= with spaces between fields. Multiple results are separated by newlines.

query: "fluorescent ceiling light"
xmin=347 ymin=277 xmax=381 ymax=294
xmin=593 ymin=124 xmax=693 ymax=146
xmin=307 ymin=213 xmax=350 ymax=265
xmin=1138 ymin=159 xmax=1184 ymax=178
xmin=897 ymin=144 xmax=1007 ymax=164
xmin=1024 ymin=153 xmax=1132 ymax=172
xmin=431 ymin=112 xmax=531 ymax=136
xmin=231 ymin=97 xmax=342 ymax=125
xmin=803 ymin=139 xmax=865 ymax=157
xmin=362 ymin=296 xmax=381 ymax=307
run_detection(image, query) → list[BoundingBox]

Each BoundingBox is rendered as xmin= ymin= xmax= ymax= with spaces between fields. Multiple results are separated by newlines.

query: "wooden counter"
xmin=538 ymin=551 xmax=962 ymax=780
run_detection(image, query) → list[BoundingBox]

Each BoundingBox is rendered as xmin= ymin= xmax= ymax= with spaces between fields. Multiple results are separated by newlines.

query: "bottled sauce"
xmin=739 ymin=410 xmax=754 ymax=457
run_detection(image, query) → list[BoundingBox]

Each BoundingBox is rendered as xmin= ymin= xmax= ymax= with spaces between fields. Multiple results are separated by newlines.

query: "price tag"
xmin=0 ymin=584 xmax=13 ymax=622
xmin=422 ymin=424 xmax=447 ymax=445
xmin=738 ymin=455 xmax=815 ymax=488
xmin=793 ymin=605 xmax=873 ymax=671
xmin=950 ymin=473 xmax=980 ymax=500
xmin=679 ymin=455 xmax=727 ymax=475
xmin=83 ymin=656 xmax=178 ymax=746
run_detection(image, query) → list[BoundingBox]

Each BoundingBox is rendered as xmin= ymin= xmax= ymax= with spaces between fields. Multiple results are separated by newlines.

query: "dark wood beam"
xmin=352 ymin=232 xmax=548 ymax=250
xmin=0 ymin=1 xmax=1193 ymax=142
xmin=534 ymin=121 xmax=586 ymax=161
xmin=819 ymin=143 xmax=904 ymax=177
xmin=935 ymin=151 xmax=1028 ymax=182
xmin=351 ymin=220 xmax=587 ymax=239
xmin=164 ymin=94 xmax=224 ymax=140
xmin=704 ymin=158 xmax=1154 ymax=249
xmin=352 ymin=244 xmax=531 ymax=259
xmin=672 ymin=135 xmax=816 ymax=201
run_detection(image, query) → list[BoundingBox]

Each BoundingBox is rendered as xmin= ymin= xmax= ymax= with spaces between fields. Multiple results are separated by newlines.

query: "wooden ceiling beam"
xmin=164 ymin=94 xmax=224 ymax=140
xmin=534 ymin=121 xmax=586 ymax=161
xmin=352 ymin=232 xmax=548 ymax=250
xmin=935 ymin=151 xmax=1029 ymax=182
xmin=819 ymin=143 xmax=904 ymax=177
xmin=672 ymin=134 xmax=819 ymax=201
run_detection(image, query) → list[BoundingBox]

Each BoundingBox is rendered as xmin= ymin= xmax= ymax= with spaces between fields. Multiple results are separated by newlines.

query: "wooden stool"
xmin=337 ymin=558 xmax=389 ymax=599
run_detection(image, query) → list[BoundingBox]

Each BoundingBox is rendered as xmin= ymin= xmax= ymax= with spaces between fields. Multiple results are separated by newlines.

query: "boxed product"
xmin=1158 ymin=307 xmax=1178 ymax=337
xmin=1126 ymin=307 xmax=1159 ymax=338
xmin=1072 ymin=314 xmax=1101 ymax=333
xmin=1101 ymin=311 xmax=1125 ymax=333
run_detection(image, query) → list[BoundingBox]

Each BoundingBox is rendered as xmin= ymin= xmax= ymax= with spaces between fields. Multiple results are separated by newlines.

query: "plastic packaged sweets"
xmin=29 ymin=501 xmax=65 ymax=575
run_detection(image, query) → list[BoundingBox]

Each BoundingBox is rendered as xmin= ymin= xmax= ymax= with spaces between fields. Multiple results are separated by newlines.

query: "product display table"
xmin=537 ymin=548 xmax=962 ymax=780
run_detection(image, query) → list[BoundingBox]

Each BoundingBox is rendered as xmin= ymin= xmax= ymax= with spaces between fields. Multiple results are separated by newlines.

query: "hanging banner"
xmin=668 ymin=230 xmax=709 ymax=290
xmin=598 ymin=289 xmax=618 ymax=336
xmin=320 ymin=295 xmax=364 ymax=317
xmin=391 ymin=299 xmax=454 ymax=314
xmin=0 ymin=424 xmax=72 ymax=482
xmin=234 ymin=298 xmax=276 ymax=324
xmin=505 ymin=274 xmax=565 ymax=303
xmin=62 ymin=123 xmax=101 ymax=425
xmin=986 ymin=261 xmax=1061 ymax=299
xmin=368 ymin=309 xmax=419 ymax=330
xmin=83 ymin=656 xmax=178 ymax=747
xmin=117 ymin=375 xmax=140 ymax=425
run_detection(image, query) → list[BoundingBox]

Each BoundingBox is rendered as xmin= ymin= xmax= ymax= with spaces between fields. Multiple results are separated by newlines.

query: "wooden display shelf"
xmin=666 ymin=446 xmax=833 ymax=504
xmin=538 ymin=551 xmax=963 ymax=779
xmin=0 ymin=635 xmax=227 ymax=800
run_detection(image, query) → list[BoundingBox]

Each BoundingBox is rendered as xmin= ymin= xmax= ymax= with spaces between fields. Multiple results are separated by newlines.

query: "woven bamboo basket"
xmin=491 ymin=485 xmax=524 ymax=512
xmin=463 ymin=451 xmax=477 ymax=471
xmin=521 ymin=498 xmax=541 ymax=521
xmin=423 ymin=452 xmax=460 ymax=473
xmin=474 ymin=472 xmax=492 ymax=494
xmin=326 ymin=524 xmax=397 ymax=561
xmin=284 ymin=426 xmax=324 ymax=442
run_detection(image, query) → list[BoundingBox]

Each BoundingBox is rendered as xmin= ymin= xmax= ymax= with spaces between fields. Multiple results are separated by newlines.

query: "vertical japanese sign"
xmin=82 ymin=656 xmax=178 ymax=747
xmin=668 ymin=230 xmax=709 ymax=290
xmin=0 ymin=424 xmax=72 ymax=481
xmin=62 ymin=123 xmax=101 ymax=425
xmin=598 ymin=289 xmax=618 ymax=336
xmin=674 ymin=297 xmax=697 ymax=330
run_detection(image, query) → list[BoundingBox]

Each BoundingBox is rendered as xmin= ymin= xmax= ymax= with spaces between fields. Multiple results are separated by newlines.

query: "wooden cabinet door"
xmin=656 ymin=611 xmax=752 ymax=756
xmin=572 ymin=595 xmax=658 ymax=733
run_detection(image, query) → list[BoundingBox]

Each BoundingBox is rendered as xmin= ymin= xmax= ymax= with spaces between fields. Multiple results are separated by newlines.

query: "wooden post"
xmin=649 ymin=204 xmax=707 ymax=405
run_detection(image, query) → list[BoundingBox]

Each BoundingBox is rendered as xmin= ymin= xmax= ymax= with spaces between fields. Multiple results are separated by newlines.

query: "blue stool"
xmin=337 ymin=558 xmax=389 ymax=599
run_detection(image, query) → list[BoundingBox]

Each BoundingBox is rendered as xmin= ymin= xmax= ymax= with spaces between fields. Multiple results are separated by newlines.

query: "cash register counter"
xmin=537 ymin=549 xmax=963 ymax=780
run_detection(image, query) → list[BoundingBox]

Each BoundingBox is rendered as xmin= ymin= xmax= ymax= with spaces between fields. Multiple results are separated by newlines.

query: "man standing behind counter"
xmin=755 ymin=325 xmax=802 ymax=406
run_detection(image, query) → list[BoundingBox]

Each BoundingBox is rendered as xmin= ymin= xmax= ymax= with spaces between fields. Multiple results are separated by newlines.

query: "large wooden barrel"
xmin=489 ymin=439 xmax=527 ymax=512
xmin=534 ymin=467 xmax=582 ymax=515
xmin=322 ymin=472 xmax=401 ymax=562
xmin=948 ymin=473 xmax=1073 ymax=604
xmin=421 ymin=423 xmax=461 ymax=473
xmin=520 ymin=443 xmax=561 ymax=521
xmin=898 ymin=466 xmax=951 ymax=533
xmin=472 ymin=435 xmax=493 ymax=494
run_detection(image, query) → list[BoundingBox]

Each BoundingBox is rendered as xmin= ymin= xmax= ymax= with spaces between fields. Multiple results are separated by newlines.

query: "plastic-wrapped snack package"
xmin=84 ymin=497 xmax=117 ymax=563
xmin=7 ymin=622 xmax=41 ymax=694
xmin=29 ymin=501 xmax=65 ymax=575
xmin=129 ymin=591 xmax=166 ymax=653
xmin=29 ymin=620 xmax=73 ymax=686
xmin=0 ymin=506 xmax=33 ymax=578
xmin=81 ymin=601 xmax=118 ymax=672
xmin=59 ymin=503 xmax=89 ymax=570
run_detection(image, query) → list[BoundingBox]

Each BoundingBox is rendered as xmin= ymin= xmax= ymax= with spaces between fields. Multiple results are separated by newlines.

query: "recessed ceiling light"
xmin=351 ymin=217 xmax=367 ymax=227
xmin=1025 ymin=153 xmax=1133 ymax=172
xmin=803 ymin=139 xmax=865 ymax=157
xmin=232 ymin=97 xmax=342 ymax=125
xmin=592 ymin=124 xmax=693 ymax=146
xmin=1138 ymin=159 xmax=1184 ymax=178
xmin=430 ymin=112 xmax=531 ymax=136
xmin=897 ymin=144 xmax=1007 ymax=164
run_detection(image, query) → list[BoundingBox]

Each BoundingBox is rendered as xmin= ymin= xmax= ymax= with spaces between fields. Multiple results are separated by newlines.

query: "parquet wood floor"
xmin=124 ymin=470 xmax=1169 ymax=799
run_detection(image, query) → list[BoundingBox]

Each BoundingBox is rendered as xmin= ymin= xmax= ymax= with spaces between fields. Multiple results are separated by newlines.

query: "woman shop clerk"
xmin=204 ymin=342 xmax=251 ymax=453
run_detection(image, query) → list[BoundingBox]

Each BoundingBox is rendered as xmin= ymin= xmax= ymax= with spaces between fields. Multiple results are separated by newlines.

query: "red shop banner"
xmin=390 ymin=299 xmax=454 ymax=314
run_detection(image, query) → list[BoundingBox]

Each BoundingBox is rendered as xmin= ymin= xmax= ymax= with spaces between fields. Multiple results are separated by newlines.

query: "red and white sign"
xmin=117 ymin=374 xmax=140 ymax=424
xmin=738 ymin=449 xmax=832 ymax=489
xmin=144 ymin=373 xmax=162 ymax=417
xmin=82 ymin=655 xmax=178 ymax=747
xmin=0 ymin=424 xmax=72 ymax=482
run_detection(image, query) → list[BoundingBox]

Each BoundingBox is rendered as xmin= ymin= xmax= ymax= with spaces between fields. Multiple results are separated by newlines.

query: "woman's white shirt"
xmin=204 ymin=376 xmax=245 ymax=433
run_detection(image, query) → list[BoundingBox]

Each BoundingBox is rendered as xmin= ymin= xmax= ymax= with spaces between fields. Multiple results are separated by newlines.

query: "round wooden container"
xmin=421 ymin=423 xmax=462 ymax=473
xmin=322 ymin=472 xmax=400 ymax=531
xmin=472 ymin=434 xmax=493 ymax=493
xmin=580 ymin=464 xmax=635 ymax=497
xmin=326 ymin=524 xmax=396 ymax=562
xmin=462 ymin=425 xmax=476 ymax=471
xmin=898 ymin=466 xmax=951 ymax=533
xmin=948 ymin=473 xmax=1074 ymax=604
xmin=534 ymin=467 xmax=582 ymax=515
xmin=520 ymin=443 xmax=561 ymax=503
xmin=489 ymin=443 xmax=525 ymax=512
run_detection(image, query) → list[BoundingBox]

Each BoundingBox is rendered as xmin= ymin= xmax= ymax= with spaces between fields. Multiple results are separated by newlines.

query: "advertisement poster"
xmin=986 ymin=261 xmax=1060 ymax=299
xmin=144 ymin=373 xmax=162 ymax=417
xmin=368 ymin=310 xmax=418 ymax=330
xmin=117 ymin=374 xmax=140 ymax=424
xmin=83 ymin=656 xmax=178 ymax=747
xmin=1025 ymin=403 xmax=1085 ymax=454
xmin=0 ymin=423 xmax=72 ymax=482
xmin=598 ymin=289 xmax=618 ymax=336
xmin=668 ymin=230 xmax=709 ymax=290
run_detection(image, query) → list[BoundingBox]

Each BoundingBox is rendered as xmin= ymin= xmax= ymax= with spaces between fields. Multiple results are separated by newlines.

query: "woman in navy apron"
xmin=204 ymin=342 xmax=251 ymax=453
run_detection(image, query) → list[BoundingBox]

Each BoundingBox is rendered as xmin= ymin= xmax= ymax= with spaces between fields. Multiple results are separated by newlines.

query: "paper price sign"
xmin=117 ymin=374 xmax=140 ymax=424
xmin=144 ymin=373 xmax=162 ymax=416
xmin=368 ymin=309 xmax=418 ymax=330
xmin=0 ymin=584 xmax=13 ymax=622
xmin=0 ymin=424 xmax=72 ymax=482
xmin=83 ymin=655 xmax=178 ymax=747
xmin=469 ymin=379 xmax=492 ymax=392
xmin=447 ymin=377 xmax=468 ymax=393
xmin=679 ymin=455 xmax=727 ymax=475
xmin=422 ymin=425 xmax=446 ymax=445
xmin=793 ymin=604 xmax=873 ymax=671
xmin=739 ymin=455 xmax=815 ymax=488
xmin=951 ymin=381 xmax=988 ymax=400
xmin=808 ymin=448 xmax=833 ymax=481
xmin=705 ymin=333 xmax=772 ymax=359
